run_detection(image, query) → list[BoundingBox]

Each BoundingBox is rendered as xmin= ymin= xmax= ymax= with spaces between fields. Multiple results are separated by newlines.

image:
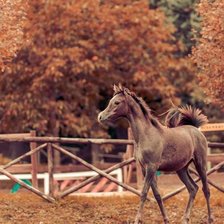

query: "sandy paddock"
xmin=0 ymin=187 xmax=223 ymax=224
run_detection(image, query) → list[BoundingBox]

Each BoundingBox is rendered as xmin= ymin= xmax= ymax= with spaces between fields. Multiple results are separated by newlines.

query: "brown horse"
xmin=98 ymin=84 xmax=213 ymax=224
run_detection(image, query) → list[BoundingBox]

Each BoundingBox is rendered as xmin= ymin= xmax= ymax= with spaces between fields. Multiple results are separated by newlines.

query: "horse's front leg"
xmin=134 ymin=164 xmax=156 ymax=224
xmin=151 ymin=176 xmax=169 ymax=224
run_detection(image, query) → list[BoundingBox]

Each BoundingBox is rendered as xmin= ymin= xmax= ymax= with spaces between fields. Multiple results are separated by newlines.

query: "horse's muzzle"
xmin=98 ymin=112 xmax=106 ymax=123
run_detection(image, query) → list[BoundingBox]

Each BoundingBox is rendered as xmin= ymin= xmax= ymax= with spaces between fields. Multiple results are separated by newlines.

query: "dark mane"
xmin=113 ymin=84 xmax=160 ymax=127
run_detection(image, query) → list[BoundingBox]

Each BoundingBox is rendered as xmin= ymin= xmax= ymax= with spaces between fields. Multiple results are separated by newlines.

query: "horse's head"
xmin=98 ymin=84 xmax=129 ymax=124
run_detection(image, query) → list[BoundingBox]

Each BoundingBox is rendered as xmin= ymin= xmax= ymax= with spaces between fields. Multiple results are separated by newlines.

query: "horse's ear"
xmin=113 ymin=84 xmax=120 ymax=93
xmin=123 ymin=87 xmax=131 ymax=96
xmin=118 ymin=83 xmax=123 ymax=90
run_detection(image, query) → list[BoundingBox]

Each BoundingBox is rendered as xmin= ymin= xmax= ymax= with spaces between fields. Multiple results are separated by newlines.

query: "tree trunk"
xmin=48 ymin=109 xmax=60 ymax=165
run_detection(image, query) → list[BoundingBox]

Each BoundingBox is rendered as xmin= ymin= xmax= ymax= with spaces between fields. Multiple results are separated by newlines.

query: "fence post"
xmin=47 ymin=143 xmax=54 ymax=197
xmin=124 ymin=128 xmax=134 ymax=184
xmin=91 ymin=143 xmax=100 ymax=165
xmin=207 ymin=146 xmax=211 ymax=170
xmin=30 ymin=130 xmax=38 ymax=188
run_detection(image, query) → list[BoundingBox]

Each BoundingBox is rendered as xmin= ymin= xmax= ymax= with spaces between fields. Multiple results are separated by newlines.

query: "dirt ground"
xmin=0 ymin=187 xmax=223 ymax=224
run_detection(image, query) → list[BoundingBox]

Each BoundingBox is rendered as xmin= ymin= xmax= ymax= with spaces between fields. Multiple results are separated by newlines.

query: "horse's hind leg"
xmin=177 ymin=167 xmax=199 ymax=224
xmin=194 ymin=154 xmax=213 ymax=223
xmin=151 ymin=176 xmax=169 ymax=223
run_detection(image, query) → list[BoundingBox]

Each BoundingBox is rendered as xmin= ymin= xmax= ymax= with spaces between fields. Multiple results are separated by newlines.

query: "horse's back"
xmin=168 ymin=125 xmax=207 ymax=145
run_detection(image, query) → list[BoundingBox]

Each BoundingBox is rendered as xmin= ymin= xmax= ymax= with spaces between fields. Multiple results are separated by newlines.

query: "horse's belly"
xmin=158 ymin=144 xmax=194 ymax=172
xmin=158 ymin=157 xmax=191 ymax=172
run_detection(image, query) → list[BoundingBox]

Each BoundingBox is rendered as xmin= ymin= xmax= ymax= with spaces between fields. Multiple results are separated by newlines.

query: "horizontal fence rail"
xmin=0 ymin=136 xmax=223 ymax=148
xmin=0 ymin=136 xmax=134 ymax=145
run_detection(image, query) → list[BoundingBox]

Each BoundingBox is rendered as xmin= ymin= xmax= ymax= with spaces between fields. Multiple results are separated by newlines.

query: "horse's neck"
xmin=127 ymin=106 xmax=162 ymax=146
xmin=128 ymin=115 xmax=144 ymax=143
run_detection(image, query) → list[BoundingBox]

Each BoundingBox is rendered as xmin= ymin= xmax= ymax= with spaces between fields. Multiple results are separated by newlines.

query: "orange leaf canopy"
xmin=192 ymin=0 xmax=224 ymax=108
xmin=0 ymin=0 xmax=180 ymax=136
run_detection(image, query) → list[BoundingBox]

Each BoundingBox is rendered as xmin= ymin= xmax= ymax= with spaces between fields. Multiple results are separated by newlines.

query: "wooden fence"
xmin=0 ymin=129 xmax=223 ymax=202
xmin=0 ymin=135 xmax=138 ymax=202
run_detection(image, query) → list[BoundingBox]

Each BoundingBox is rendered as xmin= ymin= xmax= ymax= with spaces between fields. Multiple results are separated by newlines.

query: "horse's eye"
xmin=114 ymin=101 xmax=120 ymax=105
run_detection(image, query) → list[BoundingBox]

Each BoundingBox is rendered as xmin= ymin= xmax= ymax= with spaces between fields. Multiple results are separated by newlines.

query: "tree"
xmin=192 ymin=0 xmax=224 ymax=108
xmin=151 ymin=0 xmax=224 ymax=124
xmin=0 ymin=0 xmax=181 ymax=137
xmin=149 ymin=0 xmax=205 ymax=107
xmin=0 ymin=0 xmax=28 ymax=70
xmin=150 ymin=0 xmax=200 ymax=56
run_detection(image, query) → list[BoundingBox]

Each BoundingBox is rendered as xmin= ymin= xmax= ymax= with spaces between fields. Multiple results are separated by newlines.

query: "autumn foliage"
xmin=0 ymin=0 xmax=27 ymax=69
xmin=192 ymin=0 xmax=224 ymax=108
xmin=0 ymin=0 xmax=183 ymax=136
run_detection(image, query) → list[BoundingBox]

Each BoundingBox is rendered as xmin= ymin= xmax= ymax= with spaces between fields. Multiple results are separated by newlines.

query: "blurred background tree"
xmin=192 ymin=0 xmax=224 ymax=109
xmin=149 ymin=0 xmax=202 ymax=104
xmin=191 ymin=0 xmax=224 ymax=145
xmin=0 ymin=0 xmax=28 ymax=70
xmin=0 ymin=0 xmax=223 ymax=141
xmin=150 ymin=0 xmax=223 ymax=125
xmin=150 ymin=0 xmax=200 ymax=55
xmin=0 ymin=0 xmax=184 ymax=137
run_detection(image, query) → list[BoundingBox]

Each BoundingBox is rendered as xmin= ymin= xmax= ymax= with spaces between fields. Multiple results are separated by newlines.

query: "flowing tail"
xmin=165 ymin=105 xmax=208 ymax=128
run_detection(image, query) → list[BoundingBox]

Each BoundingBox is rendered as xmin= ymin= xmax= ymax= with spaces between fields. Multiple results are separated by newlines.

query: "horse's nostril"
xmin=98 ymin=114 xmax=103 ymax=122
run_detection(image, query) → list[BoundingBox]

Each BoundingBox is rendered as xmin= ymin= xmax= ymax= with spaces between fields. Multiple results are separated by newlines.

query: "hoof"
xmin=134 ymin=215 xmax=143 ymax=224
xmin=181 ymin=217 xmax=190 ymax=224
xmin=164 ymin=218 xmax=169 ymax=224
xmin=134 ymin=220 xmax=143 ymax=224
xmin=208 ymin=216 xmax=214 ymax=223
xmin=181 ymin=221 xmax=189 ymax=224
